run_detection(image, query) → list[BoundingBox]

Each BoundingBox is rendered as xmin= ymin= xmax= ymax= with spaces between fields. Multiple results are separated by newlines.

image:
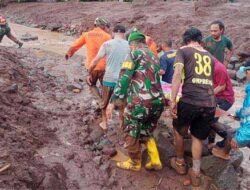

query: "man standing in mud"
xmin=89 ymin=25 xmax=130 ymax=130
xmin=203 ymin=20 xmax=233 ymax=67
xmin=107 ymin=30 xmax=164 ymax=171
xmin=65 ymin=17 xmax=111 ymax=101
xmin=170 ymin=27 xmax=216 ymax=187
xmin=0 ymin=15 xmax=23 ymax=47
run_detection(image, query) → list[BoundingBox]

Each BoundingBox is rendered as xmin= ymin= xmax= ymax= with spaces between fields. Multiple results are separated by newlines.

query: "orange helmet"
xmin=0 ymin=16 xmax=7 ymax=25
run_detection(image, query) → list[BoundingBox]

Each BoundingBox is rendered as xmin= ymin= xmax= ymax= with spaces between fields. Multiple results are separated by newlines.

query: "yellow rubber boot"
xmin=116 ymin=158 xmax=141 ymax=171
xmin=145 ymin=138 xmax=162 ymax=170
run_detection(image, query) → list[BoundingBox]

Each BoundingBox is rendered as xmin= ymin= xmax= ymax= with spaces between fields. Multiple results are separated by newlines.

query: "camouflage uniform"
xmin=111 ymin=47 xmax=164 ymax=138
xmin=0 ymin=23 xmax=10 ymax=42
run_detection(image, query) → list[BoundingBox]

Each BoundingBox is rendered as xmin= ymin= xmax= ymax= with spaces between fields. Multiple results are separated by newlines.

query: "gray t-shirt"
xmin=97 ymin=38 xmax=130 ymax=83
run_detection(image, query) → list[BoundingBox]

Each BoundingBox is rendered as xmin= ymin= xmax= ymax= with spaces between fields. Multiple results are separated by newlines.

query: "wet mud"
xmin=0 ymin=1 xmax=250 ymax=189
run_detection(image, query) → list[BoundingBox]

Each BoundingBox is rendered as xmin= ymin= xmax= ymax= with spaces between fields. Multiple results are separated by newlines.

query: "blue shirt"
xmin=235 ymin=82 xmax=250 ymax=147
xmin=160 ymin=50 xmax=176 ymax=83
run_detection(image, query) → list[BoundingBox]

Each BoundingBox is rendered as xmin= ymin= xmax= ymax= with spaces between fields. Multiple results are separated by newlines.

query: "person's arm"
xmin=65 ymin=33 xmax=86 ymax=60
xmin=6 ymin=28 xmax=23 ymax=48
xmin=224 ymin=39 xmax=233 ymax=65
xmin=159 ymin=55 xmax=167 ymax=75
xmin=110 ymin=51 xmax=138 ymax=102
xmin=170 ymin=49 xmax=184 ymax=118
xmin=214 ymin=62 xmax=227 ymax=95
xmin=214 ymin=84 xmax=226 ymax=95
xmin=89 ymin=43 xmax=107 ymax=73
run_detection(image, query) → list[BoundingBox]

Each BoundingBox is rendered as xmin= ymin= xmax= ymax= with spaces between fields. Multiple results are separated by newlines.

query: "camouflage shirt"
xmin=112 ymin=46 xmax=164 ymax=106
xmin=0 ymin=24 xmax=11 ymax=41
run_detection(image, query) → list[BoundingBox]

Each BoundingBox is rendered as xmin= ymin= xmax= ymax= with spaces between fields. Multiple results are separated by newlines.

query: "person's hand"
xmin=231 ymin=138 xmax=239 ymax=149
xmin=106 ymin=103 xmax=114 ymax=120
xmin=88 ymin=64 xmax=96 ymax=74
xmin=170 ymin=101 xmax=177 ymax=119
xmin=228 ymin=114 xmax=240 ymax=121
xmin=65 ymin=54 xmax=69 ymax=60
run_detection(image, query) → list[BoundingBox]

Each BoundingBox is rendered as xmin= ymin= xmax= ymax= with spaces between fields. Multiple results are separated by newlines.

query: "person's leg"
xmin=212 ymin=139 xmax=231 ymax=160
xmin=214 ymin=99 xmax=233 ymax=147
xmin=171 ymin=101 xmax=194 ymax=175
xmin=7 ymin=32 xmax=23 ymax=47
xmin=186 ymin=106 xmax=215 ymax=187
xmin=99 ymin=85 xmax=113 ymax=130
xmin=183 ymin=135 xmax=203 ymax=187
xmin=86 ymin=71 xmax=102 ymax=102
xmin=191 ymin=135 xmax=202 ymax=173
xmin=174 ymin=129 xmax=185 ymax=159
xmin=116 ymin=134 xmax=141 ymax=171
xmin=208 ymin=129 xmax=216 ymax=150
xmin=145 ymin=105 xmax=164 ymax=170
xmin=87 ymin=70 xmax=103 ymax=104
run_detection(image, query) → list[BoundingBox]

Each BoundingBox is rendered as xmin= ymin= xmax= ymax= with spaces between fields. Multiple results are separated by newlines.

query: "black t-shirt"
xmin=174 ymin=46 xmax=216 ymax=107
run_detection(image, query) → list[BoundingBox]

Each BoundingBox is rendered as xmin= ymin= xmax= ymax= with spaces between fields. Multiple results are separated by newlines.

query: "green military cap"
xmin=128 ymin=30 xmax=145 ymax=43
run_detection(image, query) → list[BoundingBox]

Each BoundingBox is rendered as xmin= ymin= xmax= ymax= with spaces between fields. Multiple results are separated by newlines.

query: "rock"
xmin=47 ymin=23 xmax=62 ymax=32
xmin=235 ymin=63 xmax=242 ymax=71
xmin=93 ymin=156 xmax=102 ymax=166
xmin=66 ymin=83 xmax=83 ymax=91
xmin=201 ymin=150 xmax=243 ymax=189
xmin=230 ymin=56 xmax=239 ymax=65
xmin=227 ymin=69 xmax=237 ymax=80
xmin=231 ymin=79 xmax=240 ymax=86
xmin=237 ymin=51 xmax=250 ymax=60
xmin=89 ymin=129 xmax=104 ymax=142
xmin=215 ymin=164 xmax=239 ymax=190
xmin=5 ymin=83 xmax=18 ymax=93
xmin=98 ymin=138 xmax=112 ymax=147
xmin=100 ymin=161 xmax=110 ymax=172
xmin=20 ymin=33 xmax=38 ymax=41
xmin=64 ymin=152 xmax=75 ymax=161
xmin=42 ymin=171 xmax=67 ymax=190
xmin=236 ymin=69 xmax=246 ymax=81
xmin=102 ymin=147 xmax=117 ymax=157
xmin=156 ymin=133 xmax=176 ymax=166
xmin=227 ymin=63 xmax=234 ymax=70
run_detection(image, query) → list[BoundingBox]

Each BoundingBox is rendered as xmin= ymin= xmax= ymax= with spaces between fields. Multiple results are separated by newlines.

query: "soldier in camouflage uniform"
xmin=0 ymin=15 xmax=23 ymax=47
xmin=107 ymin=30 xmax=164 ymax=171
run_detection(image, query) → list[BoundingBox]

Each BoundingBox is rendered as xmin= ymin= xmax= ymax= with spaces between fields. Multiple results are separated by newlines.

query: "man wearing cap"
xmin=0 ymin=15 xmax=23 ymax=47
xmin=89 ymin=25 xmax=130 ymax=130
xmin=65 ymin=17 xmax=111 ymax=101
xmin=107 ymin=30 xmax=164 ymax=171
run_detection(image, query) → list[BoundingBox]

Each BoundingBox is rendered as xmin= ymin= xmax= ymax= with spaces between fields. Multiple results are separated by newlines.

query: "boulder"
xmin=201 ymin=150 xmax=243 ymax=189
xmin=20 ymin=33 xmax=38 ymax=41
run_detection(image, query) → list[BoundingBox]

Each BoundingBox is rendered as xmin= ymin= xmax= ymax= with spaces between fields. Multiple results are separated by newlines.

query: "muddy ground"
xmin=0 ymin=1 xmax=250 ymax=190
xmin=1 ymin=0 xmax=250 ymax=53
xmin=0 ymin=31 xmax=191 ymax=190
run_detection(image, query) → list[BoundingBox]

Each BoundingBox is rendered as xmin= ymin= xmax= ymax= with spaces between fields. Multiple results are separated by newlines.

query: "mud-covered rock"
xmin=4 ymin=83 xmax=18 ymax=93
xmin=201 ymin=150 xmax=243 ymax=189
xmin=20 ymin=33 xmax=38 ymax=41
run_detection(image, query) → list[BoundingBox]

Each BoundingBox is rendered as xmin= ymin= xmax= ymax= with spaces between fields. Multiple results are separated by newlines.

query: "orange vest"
xmin=146 ymin=36 xmax=158 ymax=57
xmin=67 ymin=27 xmax=111 ymax=71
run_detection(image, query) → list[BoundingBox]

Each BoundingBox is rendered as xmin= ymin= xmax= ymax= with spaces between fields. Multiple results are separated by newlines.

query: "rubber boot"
xmin=116 ymin=158 xmax=141 ymax=171
xmin=145 ymin=138 xmax=162 ymax=170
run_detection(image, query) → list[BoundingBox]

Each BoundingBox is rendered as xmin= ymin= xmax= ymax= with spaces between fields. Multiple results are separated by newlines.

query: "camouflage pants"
xmin=123 ymin=97 xmax=164 ymax=138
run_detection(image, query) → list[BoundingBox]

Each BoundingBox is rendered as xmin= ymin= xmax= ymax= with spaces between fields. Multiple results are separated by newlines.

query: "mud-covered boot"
xmin=116 ymin=158 xmax=141 ymax=171
xmin=145 ymin=138 xmax=162 ymax=170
